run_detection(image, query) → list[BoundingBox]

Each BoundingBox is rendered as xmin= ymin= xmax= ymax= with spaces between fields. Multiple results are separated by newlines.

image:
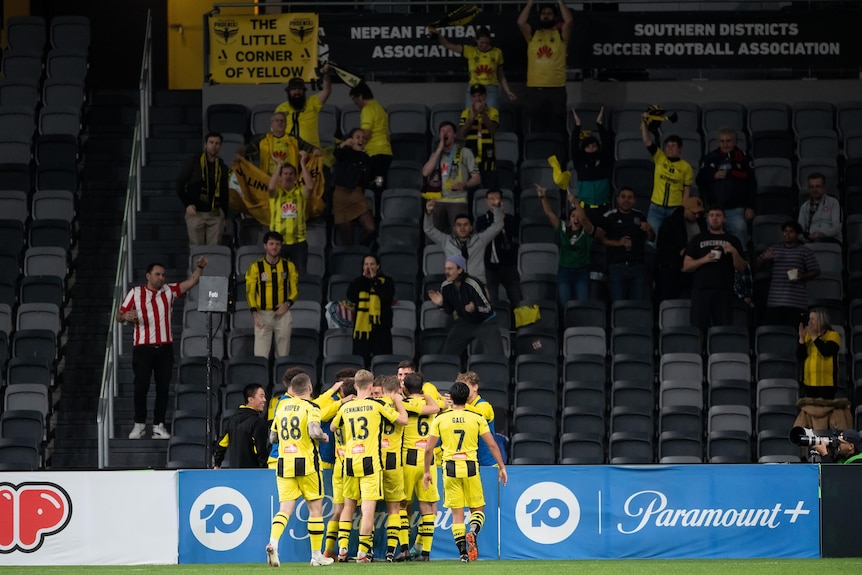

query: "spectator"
xmin=474 ymin=189 xmax=522 ymax=305
xmin=240 ymin=112 xmax=311 ymax=176
xmin=596 ymin=188 xmax=654 ymax=301
xmin=683 ymin=206 xmax=747 ymax=333
xmin=755 ymin=220 xmax=820 ymax=327
xmin=422 ymin=122 xmax=481 ymax=232
xmin=275 ymin=64 xmax=332 ymax=148
xmin=245 ymin=231 xmax=298 ymax=358
xmin=799 ymin=172 xmax=842 ymax=244
xmin=435 ymin=26 xmax=517 ymax=109
xmin=655 ymin=196 xmax=706 ymax=301
xmin=349 ymin=82 xmax=392 ymax=191
xmin=697 ymin=127 xmax=756 ymax=247
xmin=536 ymin=184 xmax=594 ymax=306
xmin=176 ymin=132 xmax=229 ymax=246
xmin=347 ymin=254 xmax=395 ymax=365
xmin=332 ymin=128 xmax=375 ymax=246
xmin=797 ymin=307 xmax=841 ymax=399
xmin=570 ymin=107 xmax=613 ymax=222
xmin=214 ymin=383 xmax=269 ymax=469
xmin=427 ymin=254 xmax=504 ymax=357
xmin=517 ymin=0 xmax=573 ymax=135
xmin=267 ymin=153 xmax=313 ymax=275
xmin=641 ymin=113 xmax=693 ymax=243
xmin=457 ymin=84 xmax=499 ymax=189
xmin=423 ymin=200 xmax=503 ymax=286
xmin=119 ymin=257 xmax=207 ymax=440
xmin=812 ymin=429 xmax=862 ymax=463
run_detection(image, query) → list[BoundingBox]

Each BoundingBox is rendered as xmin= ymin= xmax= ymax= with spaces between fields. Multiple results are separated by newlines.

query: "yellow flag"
xmin=229 ymin=155 xmax=327 ymax=225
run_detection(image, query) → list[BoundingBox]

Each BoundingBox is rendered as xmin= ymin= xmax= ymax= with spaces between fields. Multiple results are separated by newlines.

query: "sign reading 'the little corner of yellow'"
xmin=209 ymin=13 xmax=318 ymax=84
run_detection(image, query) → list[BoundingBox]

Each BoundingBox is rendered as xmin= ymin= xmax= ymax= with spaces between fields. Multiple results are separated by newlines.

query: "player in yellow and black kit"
xmin=423 ymin=382 xmax=507 ymax=563
xmin=266 ymin=373 xmax=333 ymax=567
xmin=330 ymin=370 xmax=407 ymax=562
xmin=397 ymin=372 xmax=442 ymax=561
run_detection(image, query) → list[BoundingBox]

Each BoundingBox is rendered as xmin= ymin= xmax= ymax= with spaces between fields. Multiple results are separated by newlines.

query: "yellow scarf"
xmin=353 ymin=285 xmax=383 ymax=340
xmin=199 ymin=153 xmax=222 ymax=209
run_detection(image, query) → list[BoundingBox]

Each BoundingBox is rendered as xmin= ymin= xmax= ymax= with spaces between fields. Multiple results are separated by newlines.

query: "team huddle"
xmin=266 ymin=362 xmax=508 ymax=566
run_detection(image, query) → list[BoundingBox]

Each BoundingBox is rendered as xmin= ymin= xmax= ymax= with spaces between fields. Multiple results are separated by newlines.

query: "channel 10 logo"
xmin=189 ymin=486 xmax=254 ymax=551
xmin=515 ymin=481 xmax=580 ymax=544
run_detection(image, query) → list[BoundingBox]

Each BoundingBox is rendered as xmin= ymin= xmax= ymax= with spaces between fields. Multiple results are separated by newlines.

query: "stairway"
xmin=107 ymin=89 xmax=204 ymax=469
xmin=50 ymin=91 xmax=137 ymax=469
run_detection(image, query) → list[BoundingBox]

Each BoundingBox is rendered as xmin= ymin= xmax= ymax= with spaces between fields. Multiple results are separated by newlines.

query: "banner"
xmin=209 ymin=13 xmax=318 ymax=84
xmin=229 ymin=155 xmax=326 ymax=226
xmin=177 ymin=467 xmax=500 ymax=563
xmin=320 ymin=9 xmax=861 ymax=76
xmin=0 ymin=471 xmax=178 ymax=565
xmin=499 ymin=465 xmax=819 ymax=560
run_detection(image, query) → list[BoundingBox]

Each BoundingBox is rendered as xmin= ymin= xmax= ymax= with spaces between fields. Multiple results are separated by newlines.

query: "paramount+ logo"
xmin=0 ymin=482 xmax=72 ymax=553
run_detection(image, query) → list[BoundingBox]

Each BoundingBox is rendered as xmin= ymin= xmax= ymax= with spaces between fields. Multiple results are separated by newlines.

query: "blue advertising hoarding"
xmin=177 ymin=468 xmax=500 ymax=563
xmin=499 ymin=465 xmax=819 ymax=559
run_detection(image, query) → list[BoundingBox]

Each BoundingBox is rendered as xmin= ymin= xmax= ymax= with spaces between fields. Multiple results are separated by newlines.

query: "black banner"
xmin=320 ymin=9 xmax=861 ymax=78
xmin=820 ymin=463 xmax=862 ymax=558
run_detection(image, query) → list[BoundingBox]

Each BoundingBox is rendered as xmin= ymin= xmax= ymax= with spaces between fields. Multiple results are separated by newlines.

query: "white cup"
xmin=711 ymin=249 xmax=722 ymax=260
xmin=787 ymin=268 xmax=799 ymax=280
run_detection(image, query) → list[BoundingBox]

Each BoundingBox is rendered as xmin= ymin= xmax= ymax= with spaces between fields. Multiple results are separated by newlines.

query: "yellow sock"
xmin=386 ymin=513 xmax=400 ymax=553
xmin=337 ymin=520 xmax=353 ymax=552
xmin=452 ymin=522 xmax=466 ymax=554
xmin=398 ymin=509 xmax=410 ymax=549
xmin=358 ymin=534 xmax=373 ymax=556
xmin=308 ymin=517 xmax=325 ymax=555
xmin=469 ymin=510 xmax=485 ymax=535
xmin=324 ymin=519 xmax=339 ymax=553
xmin=270 ymin=512 xmax=290 ymax=543
xmin=419 ymin=513 xmax=436 ymax=553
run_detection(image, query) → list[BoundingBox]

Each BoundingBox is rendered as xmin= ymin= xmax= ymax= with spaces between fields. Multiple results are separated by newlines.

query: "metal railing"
xmin=96 ymin=9 xmax=152 ymax=469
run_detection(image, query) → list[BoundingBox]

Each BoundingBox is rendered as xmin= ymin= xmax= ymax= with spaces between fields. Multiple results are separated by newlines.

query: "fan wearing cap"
xmin=427 ymin=254 xmax=504 ymax=358
xmin=812 ymin=429 xmax=862 ymax=464
xmin=275 ymin=64 xmax=331 ymax=149
xmin=457 ymin=84 xmax=499 ymax=190
xmin=435 ymin=26 xmax=516 ymax=109
xmin=655 ymin=196 xmax=707 ymax=301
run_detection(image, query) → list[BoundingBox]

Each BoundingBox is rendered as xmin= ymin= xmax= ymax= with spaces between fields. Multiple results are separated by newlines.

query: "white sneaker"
xmin=310 ymin=554 xmax=335 ymax=566
xmin=128 ymin=423 xmax=146 ymax=439
xmin=152 ymin=423 xmax=171 ymax=439
xmin=266 ymin=543 xmax=280 ymax=567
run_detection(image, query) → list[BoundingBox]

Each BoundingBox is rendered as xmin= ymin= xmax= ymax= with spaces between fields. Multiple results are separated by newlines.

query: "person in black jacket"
xmin=214 ymin=383 xmax=269 ymax=469
xmin=427 ymin=254 xmax=503 ymax=358
xmin=474 ymin=189 xmax=522 ymax=305
xmin=176 ymin=131 xmax=230 ymax=247
xmin=655 ymin=196 xmax=706 ymax=301
xmin=347 ymin=254 xmax=395 ymax=365
xmin=570 ymin=107 xmax=613 ymax=222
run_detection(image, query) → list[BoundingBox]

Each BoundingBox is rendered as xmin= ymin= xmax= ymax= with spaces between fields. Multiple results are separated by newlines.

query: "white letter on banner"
xmin=617 ymin=490 xmax=666 ymax=534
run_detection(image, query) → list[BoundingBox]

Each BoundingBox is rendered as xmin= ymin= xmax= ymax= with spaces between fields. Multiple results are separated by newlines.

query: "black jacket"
xmin=656 ymin=206 xmax=707 ymax=270
xmin=696 ymin=146 xmax=757 ymax=210
xmin=440 ymin=273 xmax=494 ymax=324
xmin=176 ymin=152 xmax=230 ymax=212
xmin=474 ymin=210 xmax=519 ymax=268
xmin=213 ymin=406 xmax=269 ymax=468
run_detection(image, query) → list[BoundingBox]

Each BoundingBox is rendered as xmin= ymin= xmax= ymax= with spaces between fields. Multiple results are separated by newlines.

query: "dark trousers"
xmin=132 ymin=344 xmax=174 ymax=425
xmin=486 ymin=263 xmax=522 ymax=306
xmin=442 ymin=318 xmax=503 ymax=356
xmin=368 ymin=154 xmax=393 ymax=191
xmin=526 ymin=86 xmax=568 ymax=137
xmin=690 ymin=288 xmax=734 ymax=333
xmin=281 ymin=240 xmax=309 ymax=276
xmin=353 ymin=328 xmax=393 ymax=367
xmin=765 ymin=306 xmax=807 ymax=328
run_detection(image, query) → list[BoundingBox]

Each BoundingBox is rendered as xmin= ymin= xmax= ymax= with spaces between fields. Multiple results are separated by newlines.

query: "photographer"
xmin=812 ymin=430 xmax=862 ymax=464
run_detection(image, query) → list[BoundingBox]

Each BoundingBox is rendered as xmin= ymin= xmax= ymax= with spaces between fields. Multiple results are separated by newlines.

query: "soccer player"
xmin=399 ymin=372 xmax=442 ymax=561
xmin=423 ymin=382 xmax=507 ymax=563
xmin=267 ymin=373 xmax=333 ymax=567
xmin=330 ymin=369 xmax=407 ymax=562
xmin=456 ymin=372 xmax=498 ymax=467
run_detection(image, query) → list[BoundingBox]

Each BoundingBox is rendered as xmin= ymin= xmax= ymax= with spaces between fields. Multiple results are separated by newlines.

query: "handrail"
xmin=97 ymin=9 xmax=151 ymax=469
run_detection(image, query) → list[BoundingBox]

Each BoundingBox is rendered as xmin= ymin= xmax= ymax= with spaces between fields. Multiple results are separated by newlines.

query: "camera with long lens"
xmin=790 ymin=426 xmax=839 ymax=462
